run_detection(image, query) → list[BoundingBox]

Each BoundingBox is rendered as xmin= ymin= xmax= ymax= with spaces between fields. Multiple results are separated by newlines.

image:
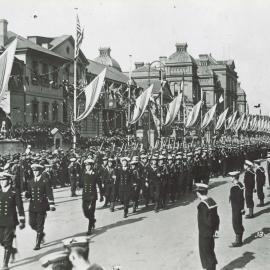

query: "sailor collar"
xmin=233 ymin=182 xmax=245 ymax=190
xmin=200 ymin=197 xmax=218 ymax=209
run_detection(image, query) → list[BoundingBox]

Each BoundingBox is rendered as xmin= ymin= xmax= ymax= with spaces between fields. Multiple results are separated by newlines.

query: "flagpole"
xmin=182 ymin=73 xmax=186 ymax=145
xmin=73 ymin=9 xmax=78 ymax=149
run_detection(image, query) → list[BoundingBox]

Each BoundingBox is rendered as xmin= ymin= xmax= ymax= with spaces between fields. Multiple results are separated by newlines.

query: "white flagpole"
xmin=73 ymin=9 xmax=78 ymax=149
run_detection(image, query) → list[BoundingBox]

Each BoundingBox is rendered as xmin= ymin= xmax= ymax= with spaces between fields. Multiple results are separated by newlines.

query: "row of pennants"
xmin=0 ymin=40 xmax=269 ymax=134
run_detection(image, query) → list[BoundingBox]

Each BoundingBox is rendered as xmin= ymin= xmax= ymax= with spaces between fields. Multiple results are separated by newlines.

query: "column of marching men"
xmin=0 ymin=142 xmax=269 ymax=269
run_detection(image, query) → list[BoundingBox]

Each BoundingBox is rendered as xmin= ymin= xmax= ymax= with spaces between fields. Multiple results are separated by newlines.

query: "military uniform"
xmin=229 ymin=171 xmax=245 ymax=247
xmin=82 ymin=159 xmax=102 ymax=235
xmin=0 ymin=172 xmax=25 ymax=270
xmin=26 ymin=164 xmax=55 ymax=250
xmin=119 ymin=158 xmax=132 ymax=218
xmin=68 ymin=158 xmax=80 ymax=197
xmin=197 ymin=194 xmax=219 ymax=270
xmin=243 ymin=162 xmax=255 ymax=218
xmin=255 ymin=162 xmax=266 ymax=206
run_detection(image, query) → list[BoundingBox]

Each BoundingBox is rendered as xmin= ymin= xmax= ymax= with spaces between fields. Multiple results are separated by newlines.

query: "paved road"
xmin=1 ymin=173 xmax=270 ymax=270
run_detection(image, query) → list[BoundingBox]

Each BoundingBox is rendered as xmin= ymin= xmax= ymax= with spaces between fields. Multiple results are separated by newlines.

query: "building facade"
xmin=236 ymin=82 xmax=247 ymax=114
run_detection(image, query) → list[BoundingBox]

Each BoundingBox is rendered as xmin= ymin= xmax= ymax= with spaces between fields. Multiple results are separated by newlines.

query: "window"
xmin=52 ymin=66 xmax=58 ymax=88
xmin=41 ymin=63 xmax=49 ymax=86
xmin=32 ymin=99 xmax=39 ymax=123
xmin=66 ymin=46 xmax=70 ymax=54
xmin=42 ymin=102 xmax=49 ymax=121
xmin=32 ymin=61 xmax=39 ymax=85
xmin=52 ymin=102 xmax=58 ymax=122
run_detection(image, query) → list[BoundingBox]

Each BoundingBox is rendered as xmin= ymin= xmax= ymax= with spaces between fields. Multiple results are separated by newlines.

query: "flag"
xmin=254 ymin=103 xmax=260 ymax=108
xmin=242 ymin=115 xmax=250 ymax=131
xmin=75 ymin=15 xmax=84 ymax=59
xmin=129 ymin=84 xmax=153 ymax=124
xmin=76 ymin=68 xmax=106 ymax=122
xmin=215 ymin=108 xmax=229 ymax=130
xmin=226 ymin=111 xmax=238 ymax=130
xmin=218 ymin=94 xmax=224 ymax=103
xmin=234 ymin=113 xmax=245 ymax=132
xmin=185 ymin=100 xmax=202 ymax=128
xmin=201 ymin=104 xmax=217 ymax=129
xmin=0 ymin=39 xmax=17 ymax=114
xmin=164 ymin=93 xmax=182 ymax=126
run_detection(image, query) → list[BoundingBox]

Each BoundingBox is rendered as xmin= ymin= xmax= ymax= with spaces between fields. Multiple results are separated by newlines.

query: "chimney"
xmin=159 ymin=56 xmax=167 ymax=65
xmin=175 ymin=43 xmax=188 ymax=52
xmin=0 ymin=19 xmax=8 ymax=47
xmin=135 ymin=62 xmax=144 ymax=69
xmin=99 ymin=47 xmax=111 ymax=57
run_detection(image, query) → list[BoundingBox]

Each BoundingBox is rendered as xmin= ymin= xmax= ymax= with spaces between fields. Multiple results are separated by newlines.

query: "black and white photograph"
xmin=0 ymin=0 xmax=269 ymax=269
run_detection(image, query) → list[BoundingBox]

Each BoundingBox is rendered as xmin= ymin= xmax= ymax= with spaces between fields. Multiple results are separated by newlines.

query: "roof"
xmin=167 ymin=44 xmax=197 ymax=65
xmin=133 ymin=65 xmax=160 ymax=73
xmin=237 ymin=85 xmax=246 ymax=95
xmin=49 ymin=35 xmax=70 ymax=49
xmin=87 ymin=59 xmax=130 ymax=84
xmin=6 ymin=31 xmax=68 ymax=61
xmin=94 ymin=47 xmax=122 ymax=72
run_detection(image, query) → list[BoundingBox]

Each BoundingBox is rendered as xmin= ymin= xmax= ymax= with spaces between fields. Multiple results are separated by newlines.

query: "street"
xmin=1 ymin=172 xmax=270 ymax=270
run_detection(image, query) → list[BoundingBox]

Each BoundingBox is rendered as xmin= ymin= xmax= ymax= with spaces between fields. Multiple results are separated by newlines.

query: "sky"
xmin=1 ymin=0 xmax=270 ymax=114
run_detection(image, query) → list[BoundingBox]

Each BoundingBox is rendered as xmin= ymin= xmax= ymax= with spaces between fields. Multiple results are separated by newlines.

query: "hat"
xmin=228 ymin=171 xmax=240 ymax=177
xmin=245 ymin=160 xmax=253 ymax=167
xmin=167 ymin=155 xmax=173 ymax=160
xmin=132 ymin=156 xmax=139 ymax=162
xmin=62 ymin=236 xmax=90 ymax=249
xmin=84 ymin=158 xmax=94 ymax=165
xmin=31 ymin=164 xmax=44 ymax=171
xmin=140 ymin=154 xmax=148 ymax=159
xmin=70 ymin=157 xmax=76 ymax=162
xmin=102 ymin=157 xmax=108 ymax=161
xmin=121 ymin=157 xmax=130 ymax=162
xmin=130 ymin=160 xmax=137 ymax=165
xmin=195 ymin=183 xmax=209 ymax=192
xmin=158 ymin=155 xmax=165 ymax=160
xmin=39 ymin=251 xmax=70 ymax=268
xmin=108 ymin=157 xmax=115 ymax=162
xmin=150 ymin=156 xmax=157 ymax=160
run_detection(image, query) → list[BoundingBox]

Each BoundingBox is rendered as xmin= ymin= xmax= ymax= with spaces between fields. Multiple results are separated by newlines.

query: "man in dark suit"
xmin=25 ymin=164 xmax=55 ymax=251
xmin=0 ymin=172 xmax=25 ymax=270
xmin=228 ymin=171 xmax=245 ymax=247
xmin=196 ymin=183 xmax=220 ymax=270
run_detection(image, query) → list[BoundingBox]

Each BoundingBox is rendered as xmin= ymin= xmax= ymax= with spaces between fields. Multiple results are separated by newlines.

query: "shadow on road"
xmin=208 ymin=180 xmax=228 ymax=190
xmin=243 ymin=227 xmax=270 ymax=245
xmin=253 ymin=206 xmax=270 ymax=218
xmin=11 ymin=216 xmax=146 ymax=269
xmin=221 ymin=251 xmax=255 ymax=270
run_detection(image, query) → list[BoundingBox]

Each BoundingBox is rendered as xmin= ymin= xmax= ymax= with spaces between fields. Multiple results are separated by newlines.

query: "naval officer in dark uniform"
xmin=81 ymin=159 xmax=102 ymax=235
xmin=25 ymin=164 xmax=55 ymax=251
xmin=196 ymin=183 xmax=220 ymax=270
xmin=228 ymin=171 xmax=245 ymax=247
xmin=0 ymin=172 xmax=25 ymax=270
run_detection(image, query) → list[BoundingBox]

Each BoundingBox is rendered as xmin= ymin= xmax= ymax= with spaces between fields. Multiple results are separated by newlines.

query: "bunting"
xmin=129 ymin=84 xmax=153 ymax=124
xmin=0 ymin=39 xmax=17 ymax=113
xmin=242 ymin=115 xmax=250 ymax=131
xmin=185 ymin=100 xmax=202 ymax=128
xmin=76 ymin=68 xmax=106 ymax=122
xmin=234 ymin=113 xmax=245 ymax=132
xmin=201 ymin=104 xmax=217 ymax=129
xmin=164 ymin=93 xmax=182 ymax=126
xmin=215 ymin=108 xmax=229 ymax=130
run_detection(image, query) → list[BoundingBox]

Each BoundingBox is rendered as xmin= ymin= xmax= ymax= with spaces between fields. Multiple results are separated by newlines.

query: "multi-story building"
xmin=236 ymin=82 xmax=247 ymax=114
xmin=0 ymin=19 xmax=88 ymax=127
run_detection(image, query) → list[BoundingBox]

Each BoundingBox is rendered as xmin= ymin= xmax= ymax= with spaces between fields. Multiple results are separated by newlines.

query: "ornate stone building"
xmin=236 ymin=82 xmax=247 ymax=114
